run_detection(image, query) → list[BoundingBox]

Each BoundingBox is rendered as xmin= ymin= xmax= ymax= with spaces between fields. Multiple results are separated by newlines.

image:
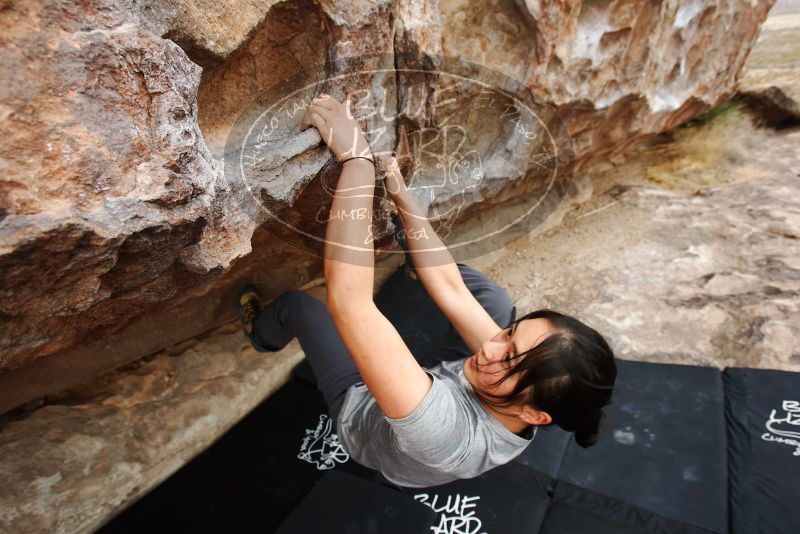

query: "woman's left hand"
xmin=380 ymin=154 xmax=408 ymax=198
xmin=300 ymin=93 xmax=372 ymax=162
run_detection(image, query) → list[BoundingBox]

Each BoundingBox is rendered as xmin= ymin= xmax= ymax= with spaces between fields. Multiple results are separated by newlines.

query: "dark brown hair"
xmin=474 ymin=309 xmax=617 ymax=447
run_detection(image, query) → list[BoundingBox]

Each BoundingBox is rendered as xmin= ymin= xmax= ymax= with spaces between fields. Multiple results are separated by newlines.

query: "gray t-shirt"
xmin=335 ymin=357 xmax=537 ymax=488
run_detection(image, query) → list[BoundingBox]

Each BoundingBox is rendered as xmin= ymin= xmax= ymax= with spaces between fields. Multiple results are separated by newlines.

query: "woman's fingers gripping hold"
xmin=311 ymin=93 xmax=336 ymax=111
xmin=300 ymin=93 xmax=370 ymax=161
xmin=300 ymin=102 xmax=330 ymax=133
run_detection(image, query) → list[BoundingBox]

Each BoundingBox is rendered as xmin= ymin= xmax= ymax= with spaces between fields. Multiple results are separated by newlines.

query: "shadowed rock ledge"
xmin=0 ymin=325 xmax=305 ymax=532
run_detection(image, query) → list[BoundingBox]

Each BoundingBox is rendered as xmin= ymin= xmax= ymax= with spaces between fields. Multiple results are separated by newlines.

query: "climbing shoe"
xmin=237 ymin=285 xmax=261 ymax=349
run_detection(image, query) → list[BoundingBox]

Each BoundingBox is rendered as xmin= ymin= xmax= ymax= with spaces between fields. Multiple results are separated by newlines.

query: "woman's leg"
xmin=252 ymin=290 xmax=362 ymax=423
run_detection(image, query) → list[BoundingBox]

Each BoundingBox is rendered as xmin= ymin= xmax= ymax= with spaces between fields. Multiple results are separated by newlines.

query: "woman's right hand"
xmin=300 ymin=93 xmax=372 ymax=162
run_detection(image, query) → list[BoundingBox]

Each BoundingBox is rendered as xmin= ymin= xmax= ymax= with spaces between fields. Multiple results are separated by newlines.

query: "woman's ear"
xmin=520 ymin=406 xmax=552 ymax=426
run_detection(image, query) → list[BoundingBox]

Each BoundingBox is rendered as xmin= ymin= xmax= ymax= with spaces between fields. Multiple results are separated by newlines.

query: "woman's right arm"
xmin=382 ymin=155 xmax=503 ymax=354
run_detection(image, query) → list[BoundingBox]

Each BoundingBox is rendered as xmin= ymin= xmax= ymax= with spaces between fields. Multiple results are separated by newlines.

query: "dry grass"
xmin=642 ymin=104 xmax=767 ymax=190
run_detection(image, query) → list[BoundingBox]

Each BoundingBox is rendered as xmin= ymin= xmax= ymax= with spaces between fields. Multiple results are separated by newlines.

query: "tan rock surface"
xmin=0 ymin=323 xmax=305 ymax=533
xmin=132 ymin=0 xmax=288 ymax=60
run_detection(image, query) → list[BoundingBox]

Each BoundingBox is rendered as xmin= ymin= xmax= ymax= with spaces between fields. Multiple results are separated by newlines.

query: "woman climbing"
xmin=236 ymin=93 xmax=617 ymax=488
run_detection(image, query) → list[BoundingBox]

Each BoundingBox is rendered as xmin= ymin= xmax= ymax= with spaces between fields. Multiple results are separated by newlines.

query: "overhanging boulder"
xmin=0 ymin=0 xmax=776 ymax=413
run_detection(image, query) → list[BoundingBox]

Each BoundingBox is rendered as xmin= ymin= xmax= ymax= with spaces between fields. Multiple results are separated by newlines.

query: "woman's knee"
xmin=457 ymin=264 xmax=514 ymax=326
xmin=275 ymin=289 xmax=328 ymax=321
xmin=275 ymin=290 xmax=325 ymax=315
xmin=481 ymin=289 xmax=515 ymax=328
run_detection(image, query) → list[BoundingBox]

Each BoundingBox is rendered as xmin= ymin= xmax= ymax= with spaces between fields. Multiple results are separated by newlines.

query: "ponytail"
xmin=562 ymin=407 xmax=606 ymax=448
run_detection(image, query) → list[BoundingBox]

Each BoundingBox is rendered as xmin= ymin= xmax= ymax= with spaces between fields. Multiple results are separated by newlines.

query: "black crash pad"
xmin=394 ymin=461 xmax=553 ymax=534
xmin=513 ymin=422 xmax=571 ymax=479
xmin=725 ymin=367 xmax=800 ymax=534
xmin=99 ymin=379 xmax=378 ymax=533
xmin=105 ymin=357 xmax=800 ymax=534
xmin=540 ymin=480 xmax=716 ymax=534
xmin=102 ymin=360 xmax=800 ymax=534
xmin=552 ymin=359 xmax=729 ymax=533
xmin=275 ymin=470 xmax=435 ymax=533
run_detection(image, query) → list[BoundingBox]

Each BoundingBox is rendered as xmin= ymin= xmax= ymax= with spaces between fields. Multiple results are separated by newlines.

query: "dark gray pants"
xmin=252 ymin=263 xmax=515 ymax=425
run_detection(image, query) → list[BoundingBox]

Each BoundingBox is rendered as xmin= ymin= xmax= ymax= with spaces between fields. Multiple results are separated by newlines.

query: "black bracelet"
xmin=339 ymin=156 xmax=375 ymax=166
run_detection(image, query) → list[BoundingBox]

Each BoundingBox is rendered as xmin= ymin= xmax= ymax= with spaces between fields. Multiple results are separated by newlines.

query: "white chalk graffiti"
xmin=298 ymin=414 xmax=350 ymax=470
xmin=761 ymin=400 xmax=800 ymax=457
xmin=414 ymin=492 xmax=487 ymax=534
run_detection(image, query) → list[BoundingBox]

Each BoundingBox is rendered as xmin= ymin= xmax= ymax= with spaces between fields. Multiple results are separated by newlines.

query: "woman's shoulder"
xmin=425 ymin=357 xmax=468 ymax=381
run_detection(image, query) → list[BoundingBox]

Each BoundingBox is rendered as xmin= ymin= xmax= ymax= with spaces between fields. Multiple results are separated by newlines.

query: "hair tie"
xmin=339 ymin=156 xmax=375 ymax=167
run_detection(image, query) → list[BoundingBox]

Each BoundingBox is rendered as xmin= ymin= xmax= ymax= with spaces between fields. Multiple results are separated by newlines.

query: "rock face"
xmin=0 ymin=324 xmax=306 ymax=533
xmin=0 ymin=0 xmax=776 ymax=412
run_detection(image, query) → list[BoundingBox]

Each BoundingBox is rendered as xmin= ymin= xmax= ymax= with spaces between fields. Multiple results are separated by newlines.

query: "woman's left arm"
xmin=301 ymin=93 xmax=432 ymax=420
